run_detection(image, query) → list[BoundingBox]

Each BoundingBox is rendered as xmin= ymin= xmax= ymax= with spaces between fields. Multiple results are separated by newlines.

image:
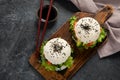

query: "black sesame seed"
xmin=95 ymin=29 xmax=98 ymax=32
xmin=66 ymin=44 xmax=68 ymax=46
xmin=63 ymin=53 xmax=66 ymax=56
xmin=78 ymin=31 xmax=81 ymax=34
xmin=82 ymin=19 xmax=84 ymax=22
xmin=84 ymin=35 xmax=86 ymax=38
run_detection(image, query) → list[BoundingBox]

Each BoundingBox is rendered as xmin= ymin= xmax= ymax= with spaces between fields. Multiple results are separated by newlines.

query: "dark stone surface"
xmin=0 ymin=0 xmax=120 ymax=80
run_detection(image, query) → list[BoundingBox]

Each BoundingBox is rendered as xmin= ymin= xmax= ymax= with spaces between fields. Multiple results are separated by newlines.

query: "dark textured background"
xmin=0 ymin=0 xmax=120 ymax=80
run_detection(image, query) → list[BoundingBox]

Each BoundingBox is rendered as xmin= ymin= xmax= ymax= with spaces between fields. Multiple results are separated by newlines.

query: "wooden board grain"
xmin=29 ymin=5 xmax=113 ymax=80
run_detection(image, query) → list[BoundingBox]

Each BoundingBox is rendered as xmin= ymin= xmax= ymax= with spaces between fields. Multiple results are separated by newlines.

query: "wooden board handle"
xmin=94 ymin=5 xmax=113 ymax=24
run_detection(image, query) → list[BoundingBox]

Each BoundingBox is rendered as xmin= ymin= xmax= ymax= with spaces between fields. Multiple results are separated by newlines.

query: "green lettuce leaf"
xmin=69 ymin=16 xmax=77 ymax=31
xmin=63 ymin=56 xmax=74 ymax=68
xmin=97 ymin=28 xmax=107 ymax=43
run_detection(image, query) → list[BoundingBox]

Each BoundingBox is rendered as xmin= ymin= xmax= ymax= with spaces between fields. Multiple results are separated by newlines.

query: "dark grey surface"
xmin=0 ymin=0 xmax=120 ymax=80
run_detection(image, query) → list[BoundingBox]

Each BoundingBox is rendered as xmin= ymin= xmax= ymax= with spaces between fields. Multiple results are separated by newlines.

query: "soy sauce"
xmin=38 ymin=5 xmax=57 ymax=22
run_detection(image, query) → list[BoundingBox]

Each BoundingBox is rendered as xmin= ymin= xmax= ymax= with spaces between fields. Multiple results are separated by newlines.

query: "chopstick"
xmin=39 ymin=0 xmax=53 ymax=47
xmin=35 ymin=0 xmax=43 ymax=56
xmin=35 ymin=0 xmax=53 ymax=57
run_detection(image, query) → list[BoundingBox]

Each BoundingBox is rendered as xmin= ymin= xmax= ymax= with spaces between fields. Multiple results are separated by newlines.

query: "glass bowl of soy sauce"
xmin=37 ymin=5 xmax=58 ymax=23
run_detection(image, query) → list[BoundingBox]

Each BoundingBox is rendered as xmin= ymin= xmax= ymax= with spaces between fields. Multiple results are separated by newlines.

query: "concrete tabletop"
xmin=0 ymin=0 xmax=120 ymax=80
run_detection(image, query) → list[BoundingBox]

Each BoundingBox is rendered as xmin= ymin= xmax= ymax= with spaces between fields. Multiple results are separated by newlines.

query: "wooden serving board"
xmin=29 ymin=5 xmax=113 ymax=80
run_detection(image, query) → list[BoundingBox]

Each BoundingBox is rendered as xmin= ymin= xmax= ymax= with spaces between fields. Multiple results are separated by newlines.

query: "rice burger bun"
xmin=40 ymin=38 xmax=74 ymax=71
xmin=69 ymin=16 xmax=107 ymax=49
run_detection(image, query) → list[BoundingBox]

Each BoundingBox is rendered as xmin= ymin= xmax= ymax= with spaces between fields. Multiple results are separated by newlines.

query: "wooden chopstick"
xmin=35 ymin=0 xmax=53 ymax=57
xmin=39 ymin=0 xmax=53 ymax=47
xmin=35 ymin=0 xmax=44 ymax=56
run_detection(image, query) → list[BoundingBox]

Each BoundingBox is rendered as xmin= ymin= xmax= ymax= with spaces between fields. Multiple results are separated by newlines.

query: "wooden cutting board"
xmin=29 ymin=5 xmax=113 ymax=80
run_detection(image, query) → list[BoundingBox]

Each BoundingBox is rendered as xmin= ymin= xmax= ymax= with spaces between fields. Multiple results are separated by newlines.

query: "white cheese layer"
xmin=74 ymin=17 xmax=100 ymax=43
xmin=43 ymin=38 xmax=71 ymax=65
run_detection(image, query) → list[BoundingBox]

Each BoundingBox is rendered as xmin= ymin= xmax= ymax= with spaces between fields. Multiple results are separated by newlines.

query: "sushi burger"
xmin=69 ymin=16 xmax=107 ymax=49
xmin=40 ymin=38 xmax=74 ymax=71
